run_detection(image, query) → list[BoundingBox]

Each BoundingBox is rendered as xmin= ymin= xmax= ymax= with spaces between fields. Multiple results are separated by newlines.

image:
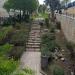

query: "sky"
xmin=39 ymin=0 xmax=44 ymax=4
xmin=38 ymin=0 xmax=75 ymax=4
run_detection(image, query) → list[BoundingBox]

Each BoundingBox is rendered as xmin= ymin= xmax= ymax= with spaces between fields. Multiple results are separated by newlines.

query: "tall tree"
xmin=3 ymin=0 xmax=39 ymax=14
xmin=3 ymin=0 xmax=39 ymax=22
xmin=38 ymin=4 xmax=47 ymax=13
xmin=45 ymin=0 xmax=61 ymax=20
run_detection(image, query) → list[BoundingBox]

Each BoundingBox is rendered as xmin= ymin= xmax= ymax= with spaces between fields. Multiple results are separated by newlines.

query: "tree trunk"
xmin=51 ymin=10 xmax=55 ymax=22
xmin=20 ymin=10 xmax=21 ymax=23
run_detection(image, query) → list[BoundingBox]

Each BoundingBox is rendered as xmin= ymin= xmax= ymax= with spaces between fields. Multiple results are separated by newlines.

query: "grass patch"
xmin=0 ymin=43 xmax=13 ymax=57
xmin=0 ymin=57 xmax=18 ymax=75
xmin=13 ymin=67 xmax=35 ymax=75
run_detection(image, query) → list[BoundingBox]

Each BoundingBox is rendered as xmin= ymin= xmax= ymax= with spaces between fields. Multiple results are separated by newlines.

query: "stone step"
xmin=28 ymin=38 xmax=41 ymax=41
xmin=26 ymin=45 xmax=40 ymax=48
xmin=29 ymin=36 xmax=40 ymax=38
xmin=27 ymin=42 xmax=40 ymax=45
xmin=26 ymin=46 xmax=40 ymax=48
xmin=29 ymin=33 xmax=41 ymax=36
xmin=31 ymin=30 xmax=40 ymax=32
xmin=31 ymin=28 xmax=40 ymax=30
xmin=26 ymin=48 xmax=40 ymax=51
xmin=28 ymin=40 xmax=41 ymax=43
xmin=26 ymin=44 xmax=40 ymax=46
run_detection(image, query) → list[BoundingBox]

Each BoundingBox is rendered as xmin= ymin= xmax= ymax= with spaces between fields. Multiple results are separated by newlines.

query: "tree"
xmin=61 ymin=0 xmax=70 ymax=8
xmin=4 ymin=0 xmax=39 ymax=14
xmin=45 ymin=0 xmax=61 ymax=20
xmin=3 ymin=0 xmax=39 ymax=22
xmin=38 ymin=4 xmax=47 ymax=13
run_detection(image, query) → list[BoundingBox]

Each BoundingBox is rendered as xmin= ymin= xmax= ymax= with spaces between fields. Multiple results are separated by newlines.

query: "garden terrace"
xmin=0 ymin=43 xmax=18 ymax=75
xmin=0 ymin=57 xmax=18 ymax=75
xmin=9 ymin=30 xmax=29 ymax=46
xmin=0 ymin=26 xmax=13 ymax=44
xmin=0 ymin=43 xmax=14 ymax=57
xmin=8 ymin=46 xmax=25 ymax=60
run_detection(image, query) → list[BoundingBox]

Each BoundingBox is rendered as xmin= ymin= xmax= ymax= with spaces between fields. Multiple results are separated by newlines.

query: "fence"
xmin=56 ymin=13 xmax=75 ymax=43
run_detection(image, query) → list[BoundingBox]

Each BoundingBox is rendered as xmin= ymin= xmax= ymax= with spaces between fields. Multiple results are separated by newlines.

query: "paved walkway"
xmin=20 ymin=22 xmax=42 ymax=75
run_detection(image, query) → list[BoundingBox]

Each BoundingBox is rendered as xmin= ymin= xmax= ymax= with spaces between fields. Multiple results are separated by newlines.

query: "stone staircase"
xmin=20 ymin=23 xmax=42 ymax=75
xmin=26 ymin=24 xmax=41 ymax=52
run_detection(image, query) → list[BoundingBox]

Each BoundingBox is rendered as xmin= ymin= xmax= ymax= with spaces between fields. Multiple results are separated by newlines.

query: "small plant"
xmin=0 ymin=26 xmax=13 ymax=42
xmin=0 ymin=43 xmax=13 ymax=56
xmin=10 ymin=30 xmax=28 ymax=46
xmin=45 ymin=18 xmax=49 ymax=28
xmin=8 ymin=46 xmax=25 ymax=60
xmin=0 ymin=57 xmax=18 ymax=75
xmin=13 ymin=67 xmax=35 ymax=75
xmin=66 ymin=42 xmax=75 ymax=58
xmin=53 ymin=66 xmax=64 ymax=75
xmin=41 ymin=34 xmax=56 ymax=56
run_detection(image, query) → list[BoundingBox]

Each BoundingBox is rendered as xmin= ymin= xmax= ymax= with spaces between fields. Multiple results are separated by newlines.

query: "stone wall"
xmin=56 ymin=14 xmax=75 ymax=43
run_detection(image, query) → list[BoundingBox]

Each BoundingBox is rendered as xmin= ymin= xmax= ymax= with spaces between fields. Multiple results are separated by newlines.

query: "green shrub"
xmin=8 ymin=46 xmax=25 ymax=60
xmin=45 ymin=18 xmax=49 ymax=28
xmin=0 ymin=43 xmax=13 ymax=56
xmin=13 ymin=67 xmax=35 ymax=75
xmin=53 ymin=66 xmax=64 ymax=75
xmin=41 ymin=34 xmax=55 ymax=44
xmin=10 ymin=30 xmax=28 ymax=45
xmin=0 ymin=57 xmax=18 ymax=75
xmin=0 ymin=26 xmax=13 ymax=42
xmin=41 ymin=34 xmax=56 ymax=56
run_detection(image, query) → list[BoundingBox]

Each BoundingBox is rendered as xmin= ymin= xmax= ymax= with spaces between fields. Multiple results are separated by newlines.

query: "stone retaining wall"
xmin=56 ymin=14 xmax=75 ymax=43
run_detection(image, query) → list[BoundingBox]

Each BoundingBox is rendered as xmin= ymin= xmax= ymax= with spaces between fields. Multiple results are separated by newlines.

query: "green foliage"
xmin=53 ymin=66 xmax=64 ymax=75
xmin=4 ymin=0 xmax=39 ymax=13
xmin=42 ymin=34 xmax=55 ymax=44
xmin=10 ymin=30 xmax=28 ymax=45
xmin=0 ymin=26 xmax=13 ymax=41
xmin=41 ymin=34 xmax=56 ymax=56
xmin=13 ymin=67 xmax=35 ymax=75
xmin=38 ymin=5 xmax=47 ymax=13
xmin=9 ymin=46 xmax=25 ymax=60
xmin=0 ymin=43 xmax=13 ymax=56
xmin=0 ymin=57 xmax=18 ymax=75
xmin=45 ymin=18 xmax=49 ymax=28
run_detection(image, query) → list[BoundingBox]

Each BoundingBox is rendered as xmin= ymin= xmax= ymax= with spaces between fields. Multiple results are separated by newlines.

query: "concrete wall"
xmin=56 ymin=14 xmax=75 ymax=43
